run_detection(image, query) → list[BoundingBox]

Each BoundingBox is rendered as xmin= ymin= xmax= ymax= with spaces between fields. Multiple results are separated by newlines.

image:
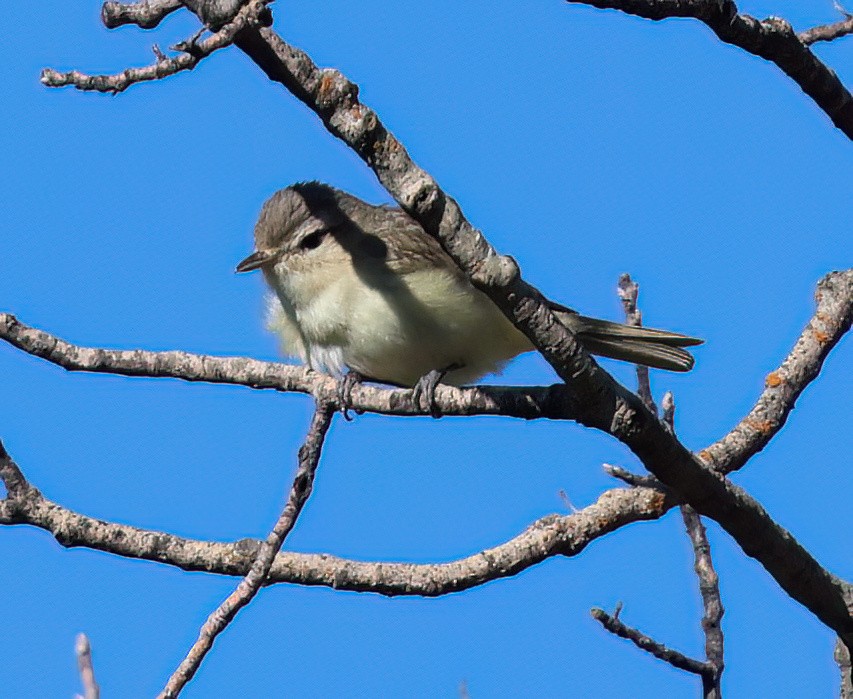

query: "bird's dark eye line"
xmin=300 ymin=231 xmax=324 ymax=250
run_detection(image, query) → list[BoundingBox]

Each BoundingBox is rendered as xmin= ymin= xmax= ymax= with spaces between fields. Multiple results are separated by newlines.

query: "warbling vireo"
xmin=236 ymin=182 xmax=702 ymax=389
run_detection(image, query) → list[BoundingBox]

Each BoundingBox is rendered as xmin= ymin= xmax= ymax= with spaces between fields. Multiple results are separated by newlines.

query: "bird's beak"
xmin=235 ymin=249 xmax=275 ymax=273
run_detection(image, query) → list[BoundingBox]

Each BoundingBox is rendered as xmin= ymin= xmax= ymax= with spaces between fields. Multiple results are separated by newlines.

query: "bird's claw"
xmin=411 ymin=363 xmax=461 ymax=419
xmin=337 ymin=370 xmax=366 ymax=421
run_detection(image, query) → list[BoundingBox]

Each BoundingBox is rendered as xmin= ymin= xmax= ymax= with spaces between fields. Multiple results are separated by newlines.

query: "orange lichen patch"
xmin=649 ymin=490 xmax=667 ymax=511
xmin=745 ymin=418 xmax=773 ymax=435
xmin=765 ymin=371 xmax=783 ymax=388
xmin=697 ymin=449 xmax=712 ymax=463
xmin=813 ymin=328 xmax=829 ymax=343
xmin=318 ymin=71 xmax=336 ymax=99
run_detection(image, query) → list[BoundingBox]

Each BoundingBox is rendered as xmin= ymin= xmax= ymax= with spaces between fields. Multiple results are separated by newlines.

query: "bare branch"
xmin=41 ymin=1 xmax=270 ymax=93
xmin=0 ymin=439 xmax=675 ymax=596
xmin=702 ymin=270 xmax=853 ymax=474
xmin=101 ymin=0 xmax=183 ymax=29
xmin=799 ymin=11 xmax=853 ymax=45
xmin=617 ymin=273 xmax=656 ymax=415
xmin=0 ymin=313 xmax=575 ymax=421
xmin=681 ymin=506 xmax=725 ymax=698
xmin=74 ymin=633 xmax=100 ymax=699
xmin=591 ymin=606 xmax=714 ymax=677
xmin=565 ymin=1 xmax=853 ymax=138
xmin=159 ymin=402 xmax=334 ymax=698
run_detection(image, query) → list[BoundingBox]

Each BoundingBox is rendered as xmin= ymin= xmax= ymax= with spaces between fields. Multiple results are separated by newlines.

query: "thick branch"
xmin=591 ymin=606 xmax=714 ymax=676
xmin=0 ymin=439 xmax=674 ymax=596
xmin=42 ymin=1 xmax=270 ymax=93
xmin=0 ymin=313 xmax=573 ymax=421
xmin=101 ymin=0 xmax=182 ymax=29
xmin=702 ymin=270 xmax=853 ymax=474
xmin=566 ymin=0 xmax=853 ymax=138
xmin=159 ymin=402 xmax=334 ymax=698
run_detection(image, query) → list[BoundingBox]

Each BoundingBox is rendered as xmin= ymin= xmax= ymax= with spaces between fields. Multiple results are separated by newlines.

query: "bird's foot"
xmin=411 ymin=363 xmax=462 ymax=419
xmin=337 ymin=370 xmax=366 ymax=421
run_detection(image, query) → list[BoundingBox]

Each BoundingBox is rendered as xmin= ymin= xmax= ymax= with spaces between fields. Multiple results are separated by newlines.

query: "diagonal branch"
xmin=799 ymin=10 xmax=853 ymax=46
xmin=101 ymin=0 xmax=183 ymax=29
xmin=42 ymin=1 xmax=270 ymax=94
xmin=565 ymin=0 xmax=853 ymax=138
xmin=158 ymin=401 xmax=334 ymax=698
xmin=702 ymin=270 xmax=853 ymax=474
xmin=0 ymin=438 xmax=675 ymax=596
xmin=591 ymin=605 xmax=714 ymax=677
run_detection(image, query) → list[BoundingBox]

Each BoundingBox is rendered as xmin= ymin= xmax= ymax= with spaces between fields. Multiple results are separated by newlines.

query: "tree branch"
xmin=0 ymin=313 xmax=574 ymax=421
xmin=681 ymin=505 xmax=725 ymax=698
xmin=0 ymin=437 xmax=674 ymax=594
xmin=799 ymin=10 xmax=853 ymax=46
xmin=617 ymin=273 xmax=656 ymax=415
xmin=42 ymin=1 xmax=270 ymax=94
xmin=159 ymin=401 xmax=334 ymax=698
xmin=702 ymin=270 xmax=853 ymax=474
xmin=101 ymin=0 xmax=183 ymax=29
xmin=565 ymin=0 xmax=853 ymax=138
xmin=591 ymin=605 xmax=714 ymax=677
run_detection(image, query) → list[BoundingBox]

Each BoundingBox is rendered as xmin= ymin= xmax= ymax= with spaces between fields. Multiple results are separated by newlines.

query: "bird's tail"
xmin=554 ymin=312 xmax=703 ymax=372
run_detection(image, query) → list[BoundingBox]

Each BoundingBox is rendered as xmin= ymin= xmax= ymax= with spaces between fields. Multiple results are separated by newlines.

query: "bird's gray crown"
xmin=254 ymin=181 xmax=345 ymax=251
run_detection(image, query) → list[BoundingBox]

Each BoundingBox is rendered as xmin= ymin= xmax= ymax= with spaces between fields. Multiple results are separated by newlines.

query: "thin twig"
xmin=42 ymin=1 xmax=270 ymax=94
xmin=74 ymin=633 xmax=100 ymax=699
xmin=617 ymin=273 xmax=656 ymax=415
xmin=681 ymin=506 xmax=725 ymax=698
xmin=158 ymin=402 xmax=334 ymax=698
xmin=591 ymin=606 xmax=713 ymax=677
xmin=602 ymin=463 xmax=661 ymax=489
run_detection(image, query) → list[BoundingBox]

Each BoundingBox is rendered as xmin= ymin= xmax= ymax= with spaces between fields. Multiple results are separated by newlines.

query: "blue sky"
xmin=1 ymin=1 xmax=851 ymax=696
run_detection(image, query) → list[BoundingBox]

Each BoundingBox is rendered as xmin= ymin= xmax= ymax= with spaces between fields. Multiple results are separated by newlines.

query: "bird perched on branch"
xmin=236 ymin=182 xmax=702 ymax=409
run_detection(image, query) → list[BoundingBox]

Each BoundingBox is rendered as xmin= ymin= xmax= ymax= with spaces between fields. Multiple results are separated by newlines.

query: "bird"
xmin=236 ymin=182 xmax=702 ymax=405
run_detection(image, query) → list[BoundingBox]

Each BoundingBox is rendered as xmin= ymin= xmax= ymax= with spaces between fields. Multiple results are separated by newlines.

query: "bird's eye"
xmin=300 ymin=231 xmax=324 ymax=250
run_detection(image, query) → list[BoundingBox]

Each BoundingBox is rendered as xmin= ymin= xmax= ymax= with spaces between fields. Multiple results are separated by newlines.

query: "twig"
xmin=158 ymin=401 xmax=334 ymax=698
xmin=101 ymin=0 xmax=183 ymax=29
xmin=591 ymin=606 xmax=713 ymax=677
xmin=681 ymin=506 xmax=725 ymax=698
xmin=566 ymin=0 xmax=853 ymax=138
xmin=617 ymin=273 xmax=656 ymax=415
xmin=74 ymin=633 xmax=100 ymax=699
xmin=41 ymin=1 xmax=270 ymax=93
xmin=602 ymin=463 xmax=661 ymax=489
